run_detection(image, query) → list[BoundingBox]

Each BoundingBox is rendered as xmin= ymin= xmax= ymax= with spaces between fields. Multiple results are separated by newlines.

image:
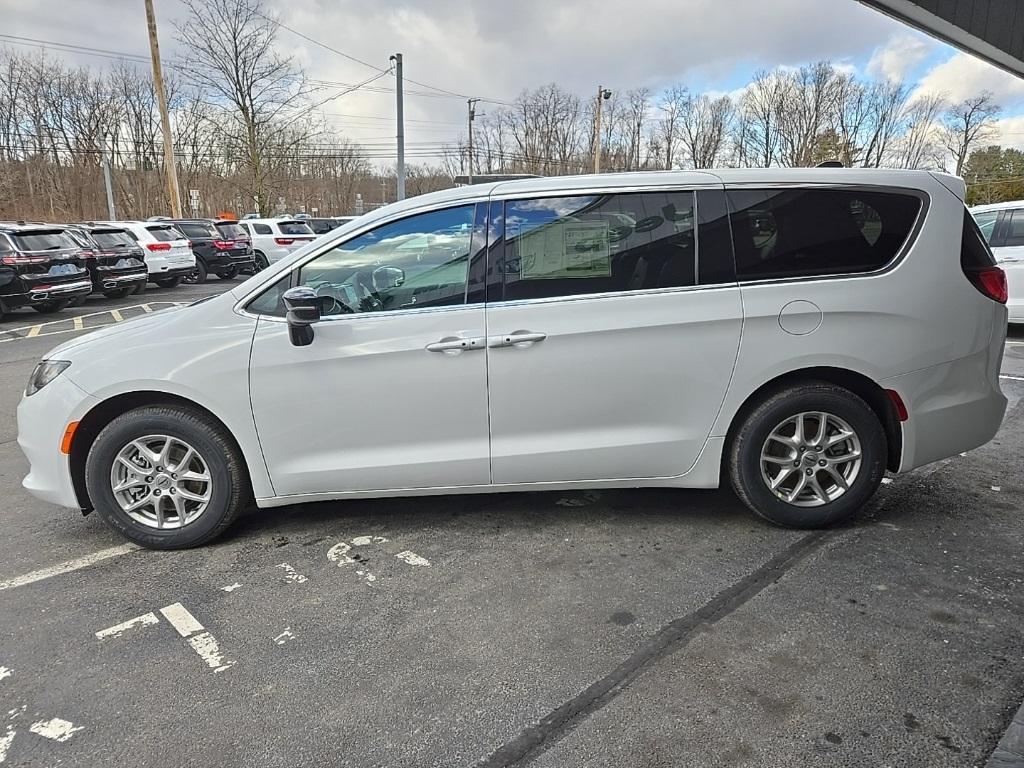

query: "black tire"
xmin=183 ymin=259 xmax=208 ymax=285
xmin=33 ymin=300 xmax=70 ymax=314
xmin=154 ymin=276 xmax=182 ymax=289
xmin=85 ymin=405 xmax=248 ymax=549
xmin=253 ymin=251 xmax=269 ymax=272
xmin=103 ymin=287 xmax=131 ymax=299
xmin=69 ymin=295 xmax=88 ymax=307
xmin=131 ymin=281 xmax=146 ymax=296
xmin=217 ymin=266 xmax=239 ymax=280
xmin=728 ymin=382 xmax=886 ymax=529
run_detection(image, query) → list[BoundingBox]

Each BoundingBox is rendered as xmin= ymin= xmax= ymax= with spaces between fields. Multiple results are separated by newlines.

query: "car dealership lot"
xmin=0 ymin=283 xmax=1022 ymax=767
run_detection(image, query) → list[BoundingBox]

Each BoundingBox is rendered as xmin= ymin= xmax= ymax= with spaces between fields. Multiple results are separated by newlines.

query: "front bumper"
xmin=17 ymin=373 xmax=98 ymax=510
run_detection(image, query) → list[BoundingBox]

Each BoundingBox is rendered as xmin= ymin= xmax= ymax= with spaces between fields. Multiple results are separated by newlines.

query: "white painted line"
xmin=276 ymin=563 xmax=307 ymax=583
xmin=95 ymin=612 xmax=159 ymax=640
xmin=220 ymin=583 xmax=242 ymax=592
xmin=72 ymin=316 xmax=83 ymax=330
xmin=395 ymin=551 xmax=431 ymax=567
xmin=0 ymin=544 xmax=139 ymax=592
xmin=140 ymin=303 xmax=152 ymax=313
xmin=25 ymin=325 xmax=40 ymax=338
xmin=29 ymin=718 xmax=83 ymax=743
xmin=110 ymin=309 xmax=123 ymax=322
xmin=327 ymin=542 xmax=354 ymax=565
xmin=1006 ymin=340 xmax=1024 ymax=346
xmin=992 ymin=485 xmax=1002 ymax=492
xmin=0 ymin=726 xmax=15 ymax=764
xmin=187 ymin=632 xmax=234 ymax=673
xmin=159 ymin=603 xmax=205 ymax=637
xmin=0 ymin=668 xmax=9 ymax=682
xmin=273 ymin=627 xmax=295 ymax=646
xmin=1000 ymin=374 xmax=1024 ymax=381
xmin=351 ymin=535 xmax=388 ymax=546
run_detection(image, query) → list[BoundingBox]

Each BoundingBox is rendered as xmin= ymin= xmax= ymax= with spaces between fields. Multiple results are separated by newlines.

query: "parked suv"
xmin=0 ymin=223 xmax=92 ymax=318
xmin=970 ymin=201 xmax=1024 ymax=323
xmin=238 ymin=218 xmax=316 ymax=270
xmin=167 ymin=219 xmax=255 ymax=284
xmin=17 ymin=169 xmax=1008 ymax=549
xmin=63 ymin=224 xmax=148 ymax=299
xmin=108 ymin=221 xmax=195 ymax=288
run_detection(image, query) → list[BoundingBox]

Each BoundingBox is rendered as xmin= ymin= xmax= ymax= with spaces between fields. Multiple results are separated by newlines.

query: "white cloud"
xmin=989 ymin=115 xmax=1024 ymax=152
xmin=867 ymin=33 xmax=934 ymax=82
xmin=912 ymin=52 xmax=1024 ymax=107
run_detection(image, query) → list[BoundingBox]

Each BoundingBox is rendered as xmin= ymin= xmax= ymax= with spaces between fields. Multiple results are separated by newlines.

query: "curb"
xmin=988 ymin=700 xmax=1024 ymax=767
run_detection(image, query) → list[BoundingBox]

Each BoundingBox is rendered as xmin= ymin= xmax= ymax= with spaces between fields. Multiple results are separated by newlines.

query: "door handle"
xmin=489 ymin=330 xmax=547 ymax=348
xmin=425 ymin=336 xmax=485 ymax=353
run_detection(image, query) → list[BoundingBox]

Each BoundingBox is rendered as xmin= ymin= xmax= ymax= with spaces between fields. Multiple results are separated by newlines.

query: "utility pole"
xmin=593 ymin=86 xmax=612 ymax=174
xmin=467 ymin=98 xmax=480 ymax=184
xmin=97 ymin=134 xmax=116 ymax=220
xmin=144 ymin=0 xmax=182 ymax=217
xmin=390 ymin=53 xmax=405 ymax=201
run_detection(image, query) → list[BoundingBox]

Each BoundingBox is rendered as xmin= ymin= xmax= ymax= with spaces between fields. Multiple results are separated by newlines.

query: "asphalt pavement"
xmin=0 ymin=280 xmax=1022 ymax=767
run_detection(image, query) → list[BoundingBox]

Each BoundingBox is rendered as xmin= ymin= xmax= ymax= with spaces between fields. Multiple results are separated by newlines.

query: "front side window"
xmin=500 ymin=192 xmax=696 ymax=301
xmin=972 ymin=210 xmax=999 ymax=244
xmin=285 ymin=205 xmax=475 ymax=317
xmin=728 ymin=188 xmax=921 ymax=281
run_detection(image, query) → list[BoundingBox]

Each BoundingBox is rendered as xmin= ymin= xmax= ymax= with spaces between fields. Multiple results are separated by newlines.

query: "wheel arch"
xmin=70 ymin=390 xmax=253 ymax=513
xmin=722 ymin=366 xmax=902 ymax=473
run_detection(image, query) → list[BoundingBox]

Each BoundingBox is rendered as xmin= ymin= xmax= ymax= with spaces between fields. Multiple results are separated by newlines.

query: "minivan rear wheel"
xmin=728 ymin=383 xmax=886 ymax=529
xmin=85 ymin=405 xmax=247 ymax=549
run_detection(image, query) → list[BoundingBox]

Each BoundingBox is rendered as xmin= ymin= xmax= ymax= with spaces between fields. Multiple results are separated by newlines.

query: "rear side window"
xmin=10 ymin=231 xmax=76 ymax=251
xmin=177 ymin=222 xmax=216 ymax=240
xmin=254 ymin=223 xmax=273 ymax=235
xmin=728 ymin=188 xmax=922 ymax=281
xmin=278 ymin=221 xmax=314 ymax=235
xmin=146 ymin=226 xmax=182 ymax=242
xmin=500 ymin=192 xmax=696 ymax=302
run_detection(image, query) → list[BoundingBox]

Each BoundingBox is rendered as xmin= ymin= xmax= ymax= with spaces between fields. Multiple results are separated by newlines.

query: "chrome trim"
xmin=248 ymin=301 xmax=487 ymax=324
xmin=486 ymin=282 xmax=737 ymax=309
xmin=486 ymin=180 xmax=724 ymax=201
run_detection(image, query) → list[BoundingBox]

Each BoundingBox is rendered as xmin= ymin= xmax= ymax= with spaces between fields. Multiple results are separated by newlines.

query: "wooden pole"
xmin=144 ymin=0 xmax=182 ymax=217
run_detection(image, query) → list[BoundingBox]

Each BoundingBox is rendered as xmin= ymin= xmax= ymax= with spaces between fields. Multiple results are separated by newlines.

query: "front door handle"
xmin=425 ymin=336 xmax=485 ymax=354
xmin=489 ymin=330 xmax=547 ymax=348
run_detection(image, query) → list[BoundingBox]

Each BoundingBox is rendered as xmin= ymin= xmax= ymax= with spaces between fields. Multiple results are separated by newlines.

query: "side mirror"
xmin=283 ymin=286 xmax=320 ymax=347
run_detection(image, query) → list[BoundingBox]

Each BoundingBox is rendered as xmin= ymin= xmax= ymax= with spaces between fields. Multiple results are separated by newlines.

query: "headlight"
xmin=26 ymin=360 xmax=71 ymax=396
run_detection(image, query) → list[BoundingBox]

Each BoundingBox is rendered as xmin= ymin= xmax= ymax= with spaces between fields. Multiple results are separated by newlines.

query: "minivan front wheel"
xmin=85 ymin=405 xmax=247 ymax=549
xmin=729 ymin=383 xmax=886 ymax=529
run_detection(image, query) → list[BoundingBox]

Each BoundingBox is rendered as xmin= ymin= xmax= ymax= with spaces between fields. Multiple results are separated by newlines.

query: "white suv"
xmin=110 ymin=221 xmax=196 ymax=288
xmin=238 ymin=218 xmax=316 ymax=270
xmin=970 ymin=201 xmax=1024 ymax=323
xmin=19 ymin=169 xmax=1008 ymax=549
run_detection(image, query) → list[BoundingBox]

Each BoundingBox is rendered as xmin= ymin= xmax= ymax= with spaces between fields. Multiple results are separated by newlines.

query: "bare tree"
xmin=942 ymin=92 xmax=1000 ymax=176
xmin=657 ymin=85 xmax=686 ymax=170
xmin=738 ymin=69 xmax=787 ymax=167
xmin=679 ymin=93 xmax=733 ymax=168
xmin=892 ymin=94 xmax=945 ymax=170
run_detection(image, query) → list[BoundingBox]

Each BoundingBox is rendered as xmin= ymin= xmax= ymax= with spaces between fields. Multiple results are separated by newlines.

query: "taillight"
xmin=79 ymin=249 xmax=95 ymax=260
xmin=964 ymin=265 xmax=1007 ymax=304
xmin=146 ymin=243 xmax=171 ymax=252
xmin=1 ymin=253 xmax=48 ymax=265
xmin=275 ymin=237 xmax=295 ymax=245
xmin=212 ymin=240 xmax=234 ymax=250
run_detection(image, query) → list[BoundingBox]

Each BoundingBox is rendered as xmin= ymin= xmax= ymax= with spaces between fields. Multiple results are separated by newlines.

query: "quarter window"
xmin=972 ymin=210 xmax=999 ymax=244
xmin=254 ymin=223 xmax=272 ymax=235
xmin=292 ymin=205 xmax=475 ymax=316
xmin=728 ymin=188 xmax=921 ymax=280
xmin=500 ymin=192 xmax=696 ymax=301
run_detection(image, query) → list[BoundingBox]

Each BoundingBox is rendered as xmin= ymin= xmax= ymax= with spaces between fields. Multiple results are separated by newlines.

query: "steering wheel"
xmin=313 ymin=284 xmax=353 ymax=316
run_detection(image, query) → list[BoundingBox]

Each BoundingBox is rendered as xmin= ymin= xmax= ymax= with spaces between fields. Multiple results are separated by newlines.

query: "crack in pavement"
xmin=475 ymin=530 xmax=833 ymax=768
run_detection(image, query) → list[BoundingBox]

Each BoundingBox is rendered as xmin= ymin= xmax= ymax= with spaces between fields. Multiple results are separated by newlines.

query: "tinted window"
xmin=254 ymin=223 xmax=273 ymax=235
xmin=10 ymin=231 xmax=76 ymax=251
xmin=177 ymin=222 xmax=216 ymax=240
xmin=247 ymin=276 xmax=291 ymax=317
xmin=295 ymin=205 xmax=474 ymax=316
xmin=91 ymin=230 xmax=136 ymax=248
xmin=278 ymin=221 xmax=314 ymax=235
xmin=215 ymin=222 xmax=247 ymax=239
xmin=500 ymin=192 xmax=695 ymax=301
xmin=728 ymin=188 xmax=921 ymax=280
xmin=1003 ymin=209 xmax=1024 ymax=247
xmin=146 ymin=226 xmax=183 ymax=242
xmin=972 ymin=210 xmax=999 ymax=244
xmin=962 ymin=208 xmax=997 ymax=269
xmin=64 ymin=229 xmax=93 ymax=248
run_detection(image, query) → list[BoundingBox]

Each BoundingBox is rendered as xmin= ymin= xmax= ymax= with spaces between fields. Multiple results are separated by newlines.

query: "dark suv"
xmin=63 ymin=224 xmax=148 ymax=299
xmin=169 ymin=219 xmax=254 ymax=284
xmin=0 ymin=223 xmax=92 ymax=318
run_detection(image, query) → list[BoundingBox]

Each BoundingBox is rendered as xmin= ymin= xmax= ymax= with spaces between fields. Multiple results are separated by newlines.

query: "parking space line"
xmin=110 ymin=309 xmax=123 ymax=322
xmin=1001 ymin=374 xmax=1024 ymax=382
xmin=0 ymin=544 xmax=139 ymax=592
xmin=95 ymin=612 xmax=159 ymax=641
xmin=158 ymin=603 xmax=234 ymax=673
xmin=140 ymin=304 xmax=152 ymax=313
xmin=159 ymin=603 xmax=205 ymax=637
xmin=25 ymin=325 xmax=40 ymax=338
xmin=72 ymin=316 xmax=83 ymax=330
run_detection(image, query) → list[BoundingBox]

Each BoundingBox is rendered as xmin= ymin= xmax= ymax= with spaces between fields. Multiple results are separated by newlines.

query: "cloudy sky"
xmin=4 ymin=0 xmax=1024 ymax=160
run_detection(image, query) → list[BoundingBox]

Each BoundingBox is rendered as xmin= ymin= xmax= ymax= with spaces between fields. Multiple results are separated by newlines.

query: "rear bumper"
xmin=884 ymin=344 xmax=1007 ymax=473
xmin=1 ymin=277 xmax=93 ymax=308
xmin=149 ymin=266 xmax=193 ymax=282
xmin=206 ymin=251 xmax=254 ymax=270
xmin=91 ymin=269 xmax=148 ymax=292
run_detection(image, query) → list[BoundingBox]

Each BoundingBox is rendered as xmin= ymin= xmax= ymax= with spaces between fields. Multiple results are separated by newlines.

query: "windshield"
xmin=278 ymin=221 xmax=314 ymax=235
xmin=92 ymin=230 xmax=136 ymax=248
xmin=10 ymin=231 xmax=77 ymax=251
xmin=215 ymin=222 xmax=247 ymax=239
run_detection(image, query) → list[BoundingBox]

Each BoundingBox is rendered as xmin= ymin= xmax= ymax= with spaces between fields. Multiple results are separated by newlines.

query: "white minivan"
xmin=238 ymin=218 xmax=316 ymax=270
xmin=19 ymin=169 xmax=1008 ymax=549
xmin=969 ymin=201 xmax=1024 ymax=323
xmin=110 ymin=221 xmax=196 ymax=288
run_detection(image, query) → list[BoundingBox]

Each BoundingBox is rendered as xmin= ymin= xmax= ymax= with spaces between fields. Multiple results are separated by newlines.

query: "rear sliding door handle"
xmin=489 ymin=330 xmax=547 ymax=348
xmin=425 ymin=336 xmax=485 ymax=354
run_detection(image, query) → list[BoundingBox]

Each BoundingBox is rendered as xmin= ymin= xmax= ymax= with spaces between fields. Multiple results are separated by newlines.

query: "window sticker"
xmin=519 ymin=220 xmax=611 ymax=279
